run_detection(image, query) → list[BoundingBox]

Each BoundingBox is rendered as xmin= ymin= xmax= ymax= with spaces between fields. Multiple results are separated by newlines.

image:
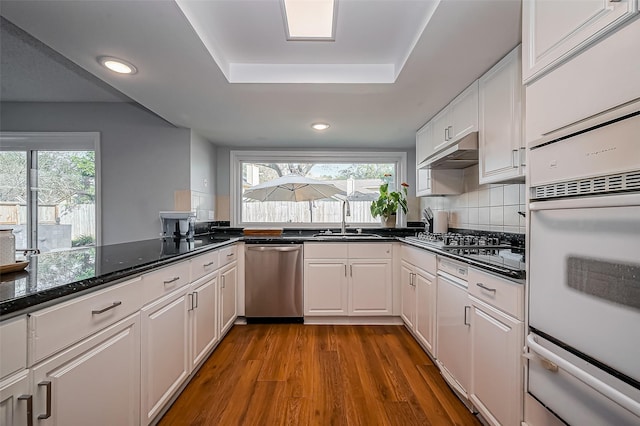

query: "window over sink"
xmin=231 ymin=151 xmax=407 ymax=227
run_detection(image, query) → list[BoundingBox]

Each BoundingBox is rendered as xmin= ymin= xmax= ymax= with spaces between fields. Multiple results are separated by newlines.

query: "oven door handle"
xmin=530 ymin=193 xmax=640 ymax=211
xmin=526 ymin=334 xmax=640 ymax=418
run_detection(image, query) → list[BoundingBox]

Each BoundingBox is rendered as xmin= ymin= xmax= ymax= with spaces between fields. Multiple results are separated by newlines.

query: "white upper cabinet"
xmin=479 ymin=45 xmax=525 ymax=184
xmin=450 ymin=81 xmax=480 ymax=142
xmin=416 ymin=121 xmax=433 ymax=166
xmin=431 ymin=82 xmax=479 ymax=155
xmin=522 ymin=0 xmax=638 ymax=83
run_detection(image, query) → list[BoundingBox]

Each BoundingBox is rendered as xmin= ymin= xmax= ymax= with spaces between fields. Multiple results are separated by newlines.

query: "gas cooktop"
xmin=404 ymin=232 xmax=526 ymax=279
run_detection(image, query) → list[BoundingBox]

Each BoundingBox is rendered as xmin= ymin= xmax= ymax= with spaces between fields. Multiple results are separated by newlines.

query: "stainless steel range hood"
xmin=424 ymin=132 xmax=478 ymax=169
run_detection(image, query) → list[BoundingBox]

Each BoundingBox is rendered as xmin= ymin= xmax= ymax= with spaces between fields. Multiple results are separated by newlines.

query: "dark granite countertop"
xmin=0 ymin=235 xmax=239 ymax=318
xmin=0 ymin=226 xmax=525 ymax=319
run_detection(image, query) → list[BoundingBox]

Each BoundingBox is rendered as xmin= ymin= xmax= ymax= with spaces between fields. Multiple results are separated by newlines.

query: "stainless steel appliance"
xmin=404 ymin=231 xmax=525 ymax=280
xmin=245 ymin=244 xmax=303 ymax=322
xmin=527 ymin=110 xmax=640 ymax=425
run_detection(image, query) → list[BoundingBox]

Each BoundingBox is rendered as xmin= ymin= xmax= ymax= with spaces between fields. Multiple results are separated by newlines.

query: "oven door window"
xmin=529 ymin=203 xmax=640 ymax=384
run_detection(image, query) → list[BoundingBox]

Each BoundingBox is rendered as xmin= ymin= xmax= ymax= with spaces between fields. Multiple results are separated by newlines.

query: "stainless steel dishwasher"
xmin=245 ymin=243 xmax=303 ymax=323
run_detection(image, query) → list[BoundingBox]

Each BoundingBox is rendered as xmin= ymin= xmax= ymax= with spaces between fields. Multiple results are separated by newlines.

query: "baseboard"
xmin=302 ymin=316 xmax=404 ymax=325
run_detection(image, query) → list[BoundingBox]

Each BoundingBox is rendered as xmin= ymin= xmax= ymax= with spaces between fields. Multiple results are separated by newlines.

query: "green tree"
xmin=335 ymin=164 xmax=394 ymax=180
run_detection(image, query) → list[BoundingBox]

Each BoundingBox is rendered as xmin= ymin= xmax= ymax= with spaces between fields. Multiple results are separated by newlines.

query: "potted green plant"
xmin=370 ymin=175 xmax=409 ymax=228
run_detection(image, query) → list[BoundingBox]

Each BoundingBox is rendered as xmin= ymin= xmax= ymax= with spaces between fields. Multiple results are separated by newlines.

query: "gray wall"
xmin=190 ymin=130 xmax=217 ymax=220
xmin=1 ymin=102 xmax=191 ymax=244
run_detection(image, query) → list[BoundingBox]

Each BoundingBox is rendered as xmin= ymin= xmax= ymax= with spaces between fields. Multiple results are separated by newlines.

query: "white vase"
xmin=381 ymin=215 xmax=396 ymax=228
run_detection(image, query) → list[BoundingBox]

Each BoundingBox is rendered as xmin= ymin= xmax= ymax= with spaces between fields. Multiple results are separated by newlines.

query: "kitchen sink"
xmin=312 ymin=233 xmax=383 ymax=239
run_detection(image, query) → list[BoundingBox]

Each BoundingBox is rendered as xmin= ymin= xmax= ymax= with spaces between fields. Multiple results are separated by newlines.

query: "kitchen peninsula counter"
xmin=0 ymin=234 xmax=239 ymax=318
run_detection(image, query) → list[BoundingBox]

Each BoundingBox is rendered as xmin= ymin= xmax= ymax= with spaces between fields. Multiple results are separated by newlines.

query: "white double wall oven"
xmin=526 ymin=110 xmax=640 ymax=425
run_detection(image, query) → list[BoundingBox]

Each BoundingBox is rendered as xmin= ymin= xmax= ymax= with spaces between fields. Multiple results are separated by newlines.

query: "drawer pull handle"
xmin=91 ymin=301 xmax=122 ymax=315
xmin=222 ymin=275 xmax=225 ymax=289
xmin=203 ymin=261 xmax=215 ymax=267
xmin=476 ymin=283 xmax=496 ymax=293
xmin=194 ymin=291 xmax=199 ymax=309
xmin=188 ymin=293 xmax=194 ymax=311
xmin=38 ymin=381 xmax=52 ymax=420
xmin=164 ymin=276 xmax=180 ymax=285
xmin=226 ymin=253 xmax=234 ymax=257
xmin=18 ymin=395 xmax=33 ymax=426
xmin=464 ymin=306 xmax=471 ymax=325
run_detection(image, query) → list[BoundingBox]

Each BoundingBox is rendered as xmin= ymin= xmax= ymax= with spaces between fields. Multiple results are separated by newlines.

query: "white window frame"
xmin=230 ymin=150 xmax=407 ymax=228
xmin=0 ymin=131 xmax=102 ymax=246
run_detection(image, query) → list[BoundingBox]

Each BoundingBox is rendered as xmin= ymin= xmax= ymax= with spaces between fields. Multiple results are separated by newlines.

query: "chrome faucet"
xmin=341 ymin=199 xmax=351 ymax=234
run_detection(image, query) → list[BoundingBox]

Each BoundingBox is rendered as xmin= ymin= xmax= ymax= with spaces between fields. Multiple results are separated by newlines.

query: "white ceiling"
xmin=0 ymin=0 xmax=522 ymax=149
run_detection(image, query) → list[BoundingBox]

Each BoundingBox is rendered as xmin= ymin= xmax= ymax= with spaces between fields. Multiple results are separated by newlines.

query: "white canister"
xmin=0 ymin=229 xmax=16 ymax=266
xmin=433 ymin=211 xmax=449 ymax=234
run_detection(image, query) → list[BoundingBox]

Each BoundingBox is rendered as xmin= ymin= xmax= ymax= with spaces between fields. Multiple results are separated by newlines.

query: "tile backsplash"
xmin=419 ymin=165 xmax=526 ymax=234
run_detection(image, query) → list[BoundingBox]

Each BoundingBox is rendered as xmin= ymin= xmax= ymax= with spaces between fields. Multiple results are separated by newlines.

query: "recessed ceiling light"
xmin=283 ymin=0 xmax=336 ymax=40
xmin=97 ymin=56 xmax=138 ymax=75
xmin=311 ymin=123 xmax=330 ymax=131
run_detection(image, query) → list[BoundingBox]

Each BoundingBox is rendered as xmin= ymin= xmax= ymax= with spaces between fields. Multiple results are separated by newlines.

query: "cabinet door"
xmin=304 ymin=260 xmax=348 ymax=316
xmin=479 ymin=46 xmax=524 ymax=184
xmin=523 ymin=0 xmax=638 ymax=83
xmin=436 ymin=276 xmax=471 ymax=395
xmin=190 ymin=274 xmax=218 ymax=370
xmin=414 ymin=269 xmax=436 ymax=356
xmin=31 ymin=314 xmax=140 ymax=426
xmin=141 ymin=288 xmax=190 ymax=425
xmin=349 ymin=260 xmax=392 ymax=316
xmin=416 ymin=121 xmax=433 ymax=165
xmin=219 ymin=264 xmax=237 ymax=336
xmin=450 ymin=81 xmax=479 ymax=141
xmin=0 ymin=371 xmax=31 ymax=426
xmin=400 ymin=262 xmax=416 ymax=329
xmin=470 ymin=299 xmax=524 ymax=426
xmin=432 ymin=108 xmax=451 ymax=153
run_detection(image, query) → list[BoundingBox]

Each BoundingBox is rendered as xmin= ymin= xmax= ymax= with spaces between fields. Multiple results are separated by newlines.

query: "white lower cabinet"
xmin=436 ymin=274 xmax=471 ymax=398
xmin=304 ymin=260 xmax=348 ymax=315
xmin=349 ymin=259 xmax=392 ymax=315
xmin=469 ymin=296 xmax=523 ymax=426
xmin=189 ymin=273 xmax=218 ymax=371
xmin=304 ymin=243 xmax=393 ymax=317
xmin=140 ymin=286 xmax=190 ymax=425
xmin=219 ymin=262 xmax=238 ymax=336
xmin=0 ymin=370 xmax=31 ymax=426
xmin=32 ymin=314 xmax=141 ymax=426
xmin=414 ymin=271 xmax=436 ymax=355
xmin=468 ymin=267 xmax=524 ymax=426
xmin=400 ymin=245 xmax=437 ymax=356
xmin=400 ymin=261 xmax=417 ymax=329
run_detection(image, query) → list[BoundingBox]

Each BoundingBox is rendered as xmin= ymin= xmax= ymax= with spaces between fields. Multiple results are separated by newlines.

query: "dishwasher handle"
xmin=246 ymin=246 xmax=301 ymax=252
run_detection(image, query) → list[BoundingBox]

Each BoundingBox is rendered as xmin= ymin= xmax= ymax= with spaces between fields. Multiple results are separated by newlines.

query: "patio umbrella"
xmin=243 ymin=174 xmax=345 ymax=202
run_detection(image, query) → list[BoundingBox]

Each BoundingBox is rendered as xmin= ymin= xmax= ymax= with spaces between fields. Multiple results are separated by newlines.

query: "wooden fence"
xmin=0 ymin=203 xmax=95 ymax=239
xmin=242 ymin=200 xmax=378 ymax=223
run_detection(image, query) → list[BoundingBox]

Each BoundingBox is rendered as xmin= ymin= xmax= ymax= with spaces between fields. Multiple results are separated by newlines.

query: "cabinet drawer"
xmin=0 ymin=316 xmax=27 ymax=379
xmin=468 ymin=268 xmax=523 ymax=320
xmin=219 ymin=244 xmax=238 ymax=267
xmin=348 ymin=243 xmax=392 ymax=259
xmin=190 ymin=250 xmax=220 ymax=282
xmin=304 ymin=243 xmax=348 ymax=259
xmin=142 ymin=261 xmax=191 ymax=305
xmin=29 ymin=277 xmax=143 ymax=364
xmin=401 ymin=244 xmax=437 ymax=274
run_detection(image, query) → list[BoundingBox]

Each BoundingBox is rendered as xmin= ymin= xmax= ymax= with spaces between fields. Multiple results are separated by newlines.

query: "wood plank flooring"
xmin=159 ymin=324 xmax=480 ymax=426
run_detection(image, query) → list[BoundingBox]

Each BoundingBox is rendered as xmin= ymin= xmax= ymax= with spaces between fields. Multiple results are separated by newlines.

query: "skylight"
xmin=283 ymin=0 xmax=336 ymax=40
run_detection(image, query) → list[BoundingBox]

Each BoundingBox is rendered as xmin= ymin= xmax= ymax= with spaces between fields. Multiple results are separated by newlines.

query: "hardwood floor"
xmin=159 ymin=324 xmax=480 ymax=426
